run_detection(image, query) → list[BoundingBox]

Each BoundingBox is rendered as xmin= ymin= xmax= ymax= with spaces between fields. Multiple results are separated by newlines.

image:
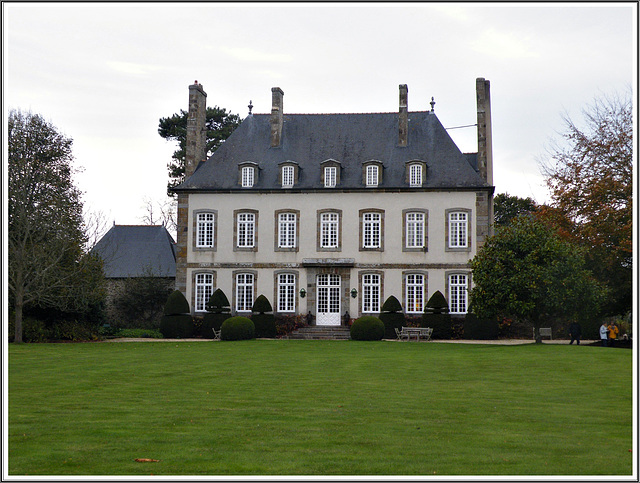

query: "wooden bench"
xmin=400 ymin=326 xmax=433 ymax=341
xmin=534 ymin=327 xmax=552 ymax=340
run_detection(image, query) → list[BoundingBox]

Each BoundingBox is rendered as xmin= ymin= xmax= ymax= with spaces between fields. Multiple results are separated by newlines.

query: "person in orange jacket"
xmin=608 ymin=322 xmax=619 ymax=347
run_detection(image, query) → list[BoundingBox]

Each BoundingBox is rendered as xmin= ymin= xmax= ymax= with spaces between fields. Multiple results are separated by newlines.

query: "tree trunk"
xmin=534 ymin=325 xmax=542 ymax=344
xmin=14 ymin=297 xmax=24 ymax=344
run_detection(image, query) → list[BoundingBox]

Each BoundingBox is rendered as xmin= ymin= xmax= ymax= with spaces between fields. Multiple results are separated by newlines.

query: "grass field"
xmin=8 ymin=340 xmax=634 ymax=476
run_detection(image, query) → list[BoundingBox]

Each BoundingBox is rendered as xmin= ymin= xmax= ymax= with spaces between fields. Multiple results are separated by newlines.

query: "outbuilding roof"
xmin=174 ymin=110 xmax=487 ymax=192
xmin=92 ymin=225 xmax=176 ymax=278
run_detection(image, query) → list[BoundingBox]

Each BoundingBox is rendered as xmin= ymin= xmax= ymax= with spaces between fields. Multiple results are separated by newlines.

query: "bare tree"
xmin=140 ymin=196 xmax=177 ymax=239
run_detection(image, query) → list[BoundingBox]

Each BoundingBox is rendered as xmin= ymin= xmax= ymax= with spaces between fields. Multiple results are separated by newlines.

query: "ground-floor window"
xmin=195 ymin=272 xmax=214 ymax=312
xmin=236 ymin=273 xmax=254 ymax=312
xmin=449 ymin=274 xmax=468 ymax=314
xmin=277 ymin=273 xmax=296 ymax=313
xmin=406 ymin=274 xmax=425 ymax=313
xmin=362 ymin=273 xmax=380 ymax=313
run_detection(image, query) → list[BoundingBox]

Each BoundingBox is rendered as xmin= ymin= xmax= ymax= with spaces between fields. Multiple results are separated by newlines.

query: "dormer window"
xmin=363 ymin=160 xmax=383 ymax=187
xmin=324 ymin=166 xmax=336 ymax=188
xmin=238 ymin=162 xmax=258 ymax=188
xmin=406 ymin=161 xmax=427 ymax=187
xmin=278 ymin=161 xmax=299 ymax=188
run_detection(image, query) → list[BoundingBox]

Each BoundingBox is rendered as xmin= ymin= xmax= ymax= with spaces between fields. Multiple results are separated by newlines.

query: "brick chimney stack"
xmin=398 ymin=84 xmax=408 ymax=147
xmin=185 ymin=81 xmax=207 ymax=178
xmin=476 ymin=78 xmax=493 ymax=184
xmin=270 ymin=87 xmax=284 ymax=147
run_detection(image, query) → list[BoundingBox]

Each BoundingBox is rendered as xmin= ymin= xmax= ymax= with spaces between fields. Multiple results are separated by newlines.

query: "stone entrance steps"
xmin=285 ymin=325 xmax=351 ymax=340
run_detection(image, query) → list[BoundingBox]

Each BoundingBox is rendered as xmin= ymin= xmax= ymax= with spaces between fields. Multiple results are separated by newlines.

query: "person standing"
xmin=600 ymin=322 xmax=609 ymax=347
xmin=569 ymin=321 xmax=582 ymax=345
xmin=608 ymin=322 xmax=619 ymax=348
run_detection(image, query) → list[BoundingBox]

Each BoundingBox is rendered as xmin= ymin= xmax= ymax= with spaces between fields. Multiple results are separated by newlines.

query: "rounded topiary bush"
xmin=221 ymin=316 xmax=255 ymax=341
xmin=251 ymin=295 xmax=276 ymax=338
xmin=164 ymin=290 xmax=190 ymax=316
xmin=350 ymin=316 xmax=385 ymax=341
xmin=379 ymin=295 xmax=405 ymax=339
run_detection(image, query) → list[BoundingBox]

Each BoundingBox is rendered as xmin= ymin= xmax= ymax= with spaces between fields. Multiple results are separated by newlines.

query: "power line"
xmin=445 ymin=123 xmax=477 ymax=130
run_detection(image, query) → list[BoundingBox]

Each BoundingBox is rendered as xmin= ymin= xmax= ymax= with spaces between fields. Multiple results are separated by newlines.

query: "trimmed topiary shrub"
xmin=251 ymin=295 xmax=276 ymax=338
xmin=463 ymin=312 xmax=499 ymax=340
xmin=422 ymin=291 xmax=452 ymax=339
xmin=350 ymin=316 xmax=385 ymax=341
xmin=201 ymin=289 xmax=231 ymax=338
xmin=163 ymin=290 xmax=191 ymax=316
xmin=221 ymin=316 xmax=255 ymax=341
xmin=379 ymin=295 xmax=405 ymax=339
xmin=160 ymin=290 xmax=194 ymax=338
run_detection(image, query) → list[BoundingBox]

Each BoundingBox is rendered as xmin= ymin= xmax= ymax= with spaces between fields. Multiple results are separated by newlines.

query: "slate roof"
xmin=174 ymin=110 xmax=488 ymax=192
xmin=92 ymin=225 xmax=176 ymax=278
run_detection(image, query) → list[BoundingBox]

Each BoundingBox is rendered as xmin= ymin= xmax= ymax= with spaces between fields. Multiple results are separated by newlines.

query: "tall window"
xmin=242 ymin=166 xmax=254 ymax=187
xmin=406 ymin=274 xmax=424 ymax=313
xmin=449 ymin=274 xmax=468 ymax=314
xmin=449 ymin=211 xmax=468 ymax=248
xmin=410 ymin=164 xmax=422 ymax=187
xmin=362 ymin=274 xmax=380 ymax=313
xmin=236 ymin=273 xmax=254 ymax=312
xmin=406 ymin=212 xmax=425 ymax=248
xmin=196 ymin=212 xmax=215 ymax=248
xmin=278 ymin=212 xmax=296 ymax=248
xmin=320 ymin=212 xmax=339 ymax=248
xmin=195 ymin=273 xmax=214 ymax=312
xmin=366 ymin=165 xmax=379 ymax=187
xmin=237 ymin=212 xmax=255 ymax=248
xmin=362 ymin=212 xmax=381 ymax=248
xmin=277 ymin=273 xmax=296 ymax=313
xmin=324 ymin=166 xmax=337 ymax=188
xmin=282 ymin=165 xmax=294 ymax=188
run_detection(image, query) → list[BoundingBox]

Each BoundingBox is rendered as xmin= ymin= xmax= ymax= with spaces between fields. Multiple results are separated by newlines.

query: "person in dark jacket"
xmin=569 ymin=321 xmax=582 ymax=345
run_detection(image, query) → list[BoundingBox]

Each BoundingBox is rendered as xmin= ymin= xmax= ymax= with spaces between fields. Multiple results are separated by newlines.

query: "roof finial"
xmin=430 ymin=97 xmax=436 ymax=112
xmin=248 ymin=100 xmax=253 ymax=115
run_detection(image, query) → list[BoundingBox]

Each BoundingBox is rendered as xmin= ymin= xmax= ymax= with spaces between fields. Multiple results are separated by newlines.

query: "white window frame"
xmin=406 ymin=274 xmax=424 ymax=314
xmin=324 ymin=166 xmax=337 ymax=188
xmin=320 ymin=212 xmax=339 ymax=248
xmin=282 ymin=165 xmax=294 ymax=188
xmin=449 ymin=274 xmax=468 ymax=314
xmin=362 ymin=273 xmax=381 ymax=313
xmin=196 ymin=212 xmax=215 ymax=248
xmin=409 ymin=164 xmax=422 ymax=187
xmin=366 ymin=165 xmax=379 ymax=187
xmin=236 ymin=273 xmax=254 ymax=312
xmin=449 ymin=211 xmax=468 ymax=248
xmin=241 ymin=166 xmax=254 ymax=188
xmin=278 ymin=212 xmax=297 ymax=248
xmin=195 ymin=273 xmax=214 ymax=312
xmin=277 ymin=273 xmax=296 ymax=313
xmin=237 ymin=212 xmax=255 ymax=248
xmin=362 ymin=212 xmax=381 ymax=248
xmin=406 ymin=212 xmax=425 ymax=248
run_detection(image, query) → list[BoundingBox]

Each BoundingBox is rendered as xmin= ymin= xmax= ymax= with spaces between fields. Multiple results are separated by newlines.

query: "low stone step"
xmin=285 ymin=325 xmax=351 ymax=340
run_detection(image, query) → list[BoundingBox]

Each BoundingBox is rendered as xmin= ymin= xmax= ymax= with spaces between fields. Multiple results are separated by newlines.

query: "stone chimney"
xmin=398 ymin=84 xmax=408 ymax=147
xmin=476 ymin=78 xmax=493 ymax=185
xmin=185 ymin=81 xmax=207 ymax=178
xmin=270 ymin=87 xmax=284 ymax=147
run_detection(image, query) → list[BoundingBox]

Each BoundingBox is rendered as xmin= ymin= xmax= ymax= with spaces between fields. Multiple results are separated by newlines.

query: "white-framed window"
xmin=324 ymin=166 xmax=337 ymax=188
xmin=449 ymin=211 xmax=468 ymax=248
xmin=196 ymin=212 xmax=215 ymax=248
xmin=362 ymin=273 xmax=381 ymax=313
xmin=277 ymin=273 xmax=296 ymax=313
xmin=320 ymin=212 xmax=339 ymax=248
xmin=282 ymin=165 xmax=294 ymax=188
xmin=406 ymin=274 xmax=424 ymax=313
xmin=237 ymin=212 xmax=255 ymax=248
xmin=366 ymin=165 xmax=379 ymax=187
xmin=195 ymin=273 xmax=214 ymax=312
xmin=278 ymin=212 xmax=297 ymax=248
xmin=362 ymin=212 xmax=381 ymax=248
xmin=409 ymin=164 xmax=422 ymax=187
xmin=241 ymin=166 xmax=254 ymax=187
xmin=406 ymin=212 xmax=425 ymax=248
xmin=236 ymin=273 xmax=254 ymax=312
xmin=449 ymin=274 xmax=468 ymax=314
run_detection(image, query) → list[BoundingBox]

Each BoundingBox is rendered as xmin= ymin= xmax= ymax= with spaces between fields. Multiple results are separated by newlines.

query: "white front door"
xmin=316 ymin=274 xmax=341 ymax=326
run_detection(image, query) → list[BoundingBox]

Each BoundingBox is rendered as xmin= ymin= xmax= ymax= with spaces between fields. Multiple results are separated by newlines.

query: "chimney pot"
xmin=476 ymin=78 xmax=493 ymax=184
xmin=398 ymin=84 xmax=408 ymax=147
xmin=270 ymin=87 xmax=284 ymax=147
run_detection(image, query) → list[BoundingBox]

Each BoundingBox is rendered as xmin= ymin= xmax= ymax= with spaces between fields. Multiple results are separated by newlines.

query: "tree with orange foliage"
xmin=540 ymin=91 xmax=632 ymax=315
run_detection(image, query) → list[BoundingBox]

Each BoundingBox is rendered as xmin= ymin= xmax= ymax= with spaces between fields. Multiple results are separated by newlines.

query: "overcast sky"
xmin=3 ymin=2 xmax=636 ymax=235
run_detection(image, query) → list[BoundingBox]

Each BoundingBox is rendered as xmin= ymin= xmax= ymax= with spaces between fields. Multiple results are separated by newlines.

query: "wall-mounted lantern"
xmin=350 ymin=288 xmax=358 ymax=298
xmin=300 ymin=288 xmax=307 ymax=298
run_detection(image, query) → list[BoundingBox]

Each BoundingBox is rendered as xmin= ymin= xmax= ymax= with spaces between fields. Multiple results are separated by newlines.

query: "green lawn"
xmin=8 ymin=340 xmax=633 ymax=476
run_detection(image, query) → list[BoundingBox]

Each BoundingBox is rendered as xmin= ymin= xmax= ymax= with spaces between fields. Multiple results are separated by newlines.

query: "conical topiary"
xmin=424 ymin=290 xmax=449 ymax=314
xmin=205 ymin=289 xmax=231 ymax=314
xmin=163 ymin=290 xmax=190 ymax=315
xmin=380 ymin=295 xmax=405 ymax=339
xmin=251 ymin=294 xmax=276 ymax=338
xmin=381 ymin=295 xmax=403 ymax=313
xmin=422 ymin=291 xmax=451 ymax=339
xmin=251 ymin=294 xmax=273 ymax=314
